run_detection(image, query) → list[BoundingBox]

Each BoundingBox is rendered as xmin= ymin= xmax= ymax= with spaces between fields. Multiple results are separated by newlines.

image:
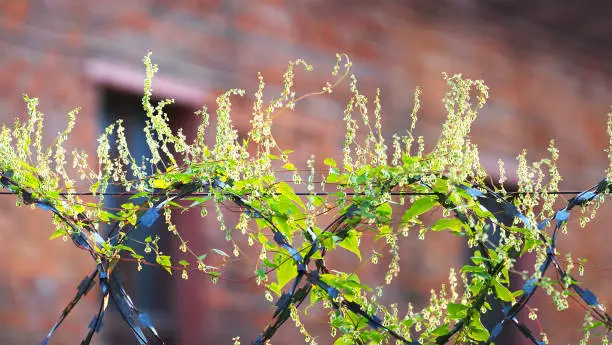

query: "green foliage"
xmin=2 ymin=52 xmax=612 ymax=345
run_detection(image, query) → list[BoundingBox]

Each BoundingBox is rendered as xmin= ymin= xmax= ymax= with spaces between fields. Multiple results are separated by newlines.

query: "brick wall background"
xmin=1 ymin=1 xmax=612 ymax=344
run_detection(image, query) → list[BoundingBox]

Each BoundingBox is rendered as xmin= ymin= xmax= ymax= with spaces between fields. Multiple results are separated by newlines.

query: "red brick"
xmin=121 ymin=11 xmax=153 ymax=32
xmin=1 ymin=0 xmax=29 ymax=33
xmin=0 ymin=2 xmax=611 ymax=345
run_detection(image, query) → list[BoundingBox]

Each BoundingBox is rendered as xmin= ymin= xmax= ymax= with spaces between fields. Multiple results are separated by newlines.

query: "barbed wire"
xmin=4 ymin=167 xmax=611 ymax=344
xmin=0 ymin=190 xmax=588 ymax=196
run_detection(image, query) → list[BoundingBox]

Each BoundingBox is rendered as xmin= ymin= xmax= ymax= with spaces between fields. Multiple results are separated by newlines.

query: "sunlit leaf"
xmin=324 ymin=157 xmax=337 ymax=168
xmin=338 ymin=229 xmax=362 ymax=261
xmin=274 ymin=253 xmax=297 ymax=291
xmin=402 ymin=197 xmax=436 ymax=223
xmin=492 ymin=279 xmax=515 ymax=302
xmin=468 ymin=311 xmax=490 ymax=341
xmin=156 ymin=255 xmax=172 ymax=275
xmin=431 ymin=218 xmax=463 ymax=233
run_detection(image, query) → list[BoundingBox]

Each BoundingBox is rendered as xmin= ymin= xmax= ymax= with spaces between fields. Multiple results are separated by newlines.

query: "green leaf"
xmin=324 ymin=157 xmax=337 ymax=168
xmin=360 ymin=330 xmax=383 ymax=343
xmin=179 ymin=259 xmax=190 ymax=266
xmin=447 ymin=303 xmax=468 ymax=319
xmin=468 ymin=312 xmax=490 ymax=341
xmin=257 ymin=232 xmax=271 ymax=247
xmin=156 ymin=255 xmax=172 ymax=275
xmin=326 ymin=173 xmax=347 ymax=184
xmin=501 ymin=266 xmax=510 ymax=284
xmin=151 ymin=178 xmax=171 ymax=189
xmin=185 ymin=196 xmax=212 ymax=207
xmin=268 ymin=283 xmax=281 ymax=296
xmin=271 ymin=214 xmax=292 ymax=238
xmin=319 ymin=232 xmax=336 ymax=250
xmin=283 ymin=162 xmax=296 ymax=171
xmin=375 ymin=202 xmax=392 ymax=223
xmin=461 ymin=265 xmax=488 ymax=275
xmin=120 ymin=202 xmax=136 ymax=210
xmin=339 ymin=274 xmax=372 ymax=296
xmin=431 ymin=218 xmax=464 ymax=233
xmin=49 ymin=227 xmax=68 ymax=240
xmin=73 ymin=204 xmax=85 ymax=214
xmin=374 ymin=224 xmax=392 ymax=241
xmin=263 ymin=258 xmax=275 ymax=268
xmin=492 ymin=279 xmax=515 ymax=302
xmin=431 ymin=324 xmax=451 ymax=336
xmin=402 ymin=319 xmax=415 ymax=329
xmin=276 ymin=181 xmax=306 ymax=211
xmin=583 ymin=320 xmax=604 ymax=332
xmin=114 ymin=244 xmax=136 ymax=255
xmin=432 ymin=177 xmax=450 ymax=194
xmin=311 ymin=195 xmax=324 ymax=207
xmin=333 ymin=335 xmax=353 ymax=345
xmin=521 ymin=237 xmax=539 ymax=255
xmin=98 ymin=210 xmax=119 ymax=222
xmin=402 ymin=197 xmax=436 ymax=223
xmin=211 ymin=248 xmax=229 ymax=257
xmin=338 ymin=229 xmax=362 ymax=261
xmin=274 ymin=253 xmax=297 ymax=291
xmin=256 ymin=268 xmax=266 ymax=280
xmin=90 ymin=181 xmax=100 ymax=194
xmin=129 ymin=191 xmax=149 ymax=200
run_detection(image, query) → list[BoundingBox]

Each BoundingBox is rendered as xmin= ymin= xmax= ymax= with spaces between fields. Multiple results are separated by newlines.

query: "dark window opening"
xmin=99 ymin=88 xmax=194 ymax=345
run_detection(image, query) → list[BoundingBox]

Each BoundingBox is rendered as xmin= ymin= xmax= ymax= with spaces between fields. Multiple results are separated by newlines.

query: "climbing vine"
xmin=2 ymin=53 xmax=612 ymax=344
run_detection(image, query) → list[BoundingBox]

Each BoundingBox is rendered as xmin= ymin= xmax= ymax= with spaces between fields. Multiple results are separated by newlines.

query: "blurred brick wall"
xmin=1 ymin=1 xmax=612 ymax=344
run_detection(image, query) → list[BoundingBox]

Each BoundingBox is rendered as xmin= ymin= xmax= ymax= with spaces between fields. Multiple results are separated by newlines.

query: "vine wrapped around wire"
xmin=1 ymin=52 xmax=611 ymax=344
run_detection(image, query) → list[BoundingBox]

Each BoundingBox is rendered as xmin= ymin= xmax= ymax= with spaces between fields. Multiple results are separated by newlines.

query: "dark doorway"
xmin=98 ymin=88 xmax=194 ymax=345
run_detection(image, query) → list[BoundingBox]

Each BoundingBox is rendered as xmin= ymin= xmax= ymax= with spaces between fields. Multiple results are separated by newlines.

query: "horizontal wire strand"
xmin=0 ymin=190 xmax=588 ymax=196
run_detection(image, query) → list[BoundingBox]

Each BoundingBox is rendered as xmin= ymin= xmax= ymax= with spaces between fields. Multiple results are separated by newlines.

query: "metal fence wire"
xmin=2 ymin=169 xmax=611 ymax=345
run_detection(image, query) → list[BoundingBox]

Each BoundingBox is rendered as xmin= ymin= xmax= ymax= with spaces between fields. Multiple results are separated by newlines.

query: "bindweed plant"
xmin=2 ymin=52 xmax=612 ymax=345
